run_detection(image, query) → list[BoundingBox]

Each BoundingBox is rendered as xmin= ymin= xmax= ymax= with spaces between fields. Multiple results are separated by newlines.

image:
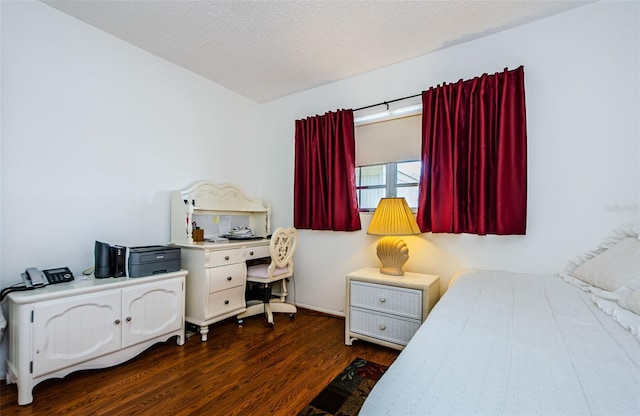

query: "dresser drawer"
xmin=349 ymin=307 xmax=421 ymax=346
xmin=208 ymin=263 xmax=246 ymax=293
xmin=245 ymin=245 xmax=270 ymax=260
xmin=206 ymin=286 xmax=245 ymax=319
xmin=204 ymin=248 xmax=245 ymax=267
xmin=350 ymin=281 xmax=422 ymax=320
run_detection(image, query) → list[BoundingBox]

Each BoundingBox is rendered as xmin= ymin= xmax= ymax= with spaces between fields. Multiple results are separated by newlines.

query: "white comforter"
xmin=361 ymin=270 xmax=640 ymax=415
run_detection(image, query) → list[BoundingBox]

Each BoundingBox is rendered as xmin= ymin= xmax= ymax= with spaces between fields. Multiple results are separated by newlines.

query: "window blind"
xmin=355 ymin=114 xmax=421 ymax=166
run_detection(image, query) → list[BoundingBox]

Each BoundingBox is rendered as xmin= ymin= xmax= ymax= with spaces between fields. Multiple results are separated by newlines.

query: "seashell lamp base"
xmin=376 ymin=236 xmax=410 ymax=276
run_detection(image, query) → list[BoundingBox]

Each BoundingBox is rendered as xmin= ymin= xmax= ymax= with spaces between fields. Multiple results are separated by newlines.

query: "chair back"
xmin=267 ymin=227 xmax=298 ymax=277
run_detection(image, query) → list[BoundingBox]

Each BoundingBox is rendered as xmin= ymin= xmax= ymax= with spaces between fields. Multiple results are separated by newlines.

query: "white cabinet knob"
xmin=379 ymin=323 xmax=386 ymax=331
xmin=379 ymin=297 xmax=387 ymax=303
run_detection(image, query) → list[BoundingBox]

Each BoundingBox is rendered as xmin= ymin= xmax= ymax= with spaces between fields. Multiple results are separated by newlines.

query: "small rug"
xmin=297 ymin=357 xmax=388 ymax=416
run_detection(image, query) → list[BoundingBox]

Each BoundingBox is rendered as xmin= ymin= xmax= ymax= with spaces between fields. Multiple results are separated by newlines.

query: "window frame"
xmin=355 ymin=160 xmax=420 ymax=212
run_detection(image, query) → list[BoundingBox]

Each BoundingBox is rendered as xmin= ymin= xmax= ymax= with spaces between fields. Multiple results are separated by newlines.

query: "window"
xmin=355 ymin=160 xmax=420 ymax=211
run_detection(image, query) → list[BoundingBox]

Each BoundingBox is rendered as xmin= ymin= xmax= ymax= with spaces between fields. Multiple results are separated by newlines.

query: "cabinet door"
xmin=122 ymin=278 xmax=183 ymax=347
xmin=32 ymin=290 xmax=121 ymax=377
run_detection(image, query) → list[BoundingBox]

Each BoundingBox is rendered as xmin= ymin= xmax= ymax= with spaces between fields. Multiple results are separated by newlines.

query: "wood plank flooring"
xmin=0 ymin=308 xmax=399 ymax=415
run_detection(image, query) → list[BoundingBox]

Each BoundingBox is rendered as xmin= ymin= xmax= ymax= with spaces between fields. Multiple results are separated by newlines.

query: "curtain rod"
xmin=353 ymin=93 xmax=421 ymax=112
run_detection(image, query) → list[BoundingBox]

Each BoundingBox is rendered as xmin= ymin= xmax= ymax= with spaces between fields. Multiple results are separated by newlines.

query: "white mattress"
xmin=361 ymin=270 xmax=640 ymax=415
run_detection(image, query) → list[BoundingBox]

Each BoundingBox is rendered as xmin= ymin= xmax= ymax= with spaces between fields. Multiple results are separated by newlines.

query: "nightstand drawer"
xmin=349 ymin=307 xmax=421 ymax=346
xmin=350 ymin=281 xmax=422 ymax=320
xmin=208 ymin=263 xmax=246 ymax=293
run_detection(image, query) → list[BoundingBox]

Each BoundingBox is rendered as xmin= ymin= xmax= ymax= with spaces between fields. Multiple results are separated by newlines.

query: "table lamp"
xmin=367 ymin=197 xmax=421 ymax=276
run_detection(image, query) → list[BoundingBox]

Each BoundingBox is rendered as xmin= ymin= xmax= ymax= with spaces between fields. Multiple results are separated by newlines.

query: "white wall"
xmin=0 ymin=1 xmax=262 ymax=376
xmin=260 ymin=1 xmax=640 ymax=315
xmin=1 ymin=1 xmax=262 ymax=278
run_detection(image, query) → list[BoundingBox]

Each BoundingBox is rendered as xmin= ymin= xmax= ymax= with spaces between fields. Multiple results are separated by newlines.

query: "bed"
xmin=361 ymin=223 xmax=640 ymax=415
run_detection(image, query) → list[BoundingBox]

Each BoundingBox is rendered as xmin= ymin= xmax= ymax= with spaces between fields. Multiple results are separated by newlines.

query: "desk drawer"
xmin=350 ymin=281 xmax=422 ymax=320
xmin=207 ymin=286 xmax=245 ymax=319
xmin=208 ymin=263 xmax=246 ymax=293
xmin=349 ymin=307 xmax=420 ymax=346
xmin=204 ymin=248 xmax=244 ymax=267
xmin=245 ymin=245 xmax=270 ymax=260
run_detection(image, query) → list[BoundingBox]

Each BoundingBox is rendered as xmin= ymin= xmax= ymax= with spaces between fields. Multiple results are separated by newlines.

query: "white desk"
xmin=174 ymin=239 xmax=271 ymax=341
xmin=170 ymin=181 xmax=273 ymax=341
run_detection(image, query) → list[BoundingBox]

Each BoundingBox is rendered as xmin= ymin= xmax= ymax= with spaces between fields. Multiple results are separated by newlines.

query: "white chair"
xmin=237 ymin=227 xmax=298 ymax=327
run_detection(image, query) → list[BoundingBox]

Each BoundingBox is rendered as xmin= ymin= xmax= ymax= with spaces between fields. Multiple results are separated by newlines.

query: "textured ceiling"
xmin=42 ymin=0 xmax=591 ymax=103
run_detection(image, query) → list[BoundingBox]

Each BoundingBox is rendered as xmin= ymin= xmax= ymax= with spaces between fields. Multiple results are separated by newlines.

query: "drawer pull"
xmin=378 ymin=297 xmax=387 ymax=303
xmin=114 ymin=319 xmax=121 ymax=325
xmin=227 ymin=276 xmax=232 ymax=281
xmin=379 ymin=323 xmax=386 ymax=331
xmin=224 ymin=256 xmax=230 ymax=261
xmin=249 ymin=251 xmax=254 ymax=256
xmin=224 ymin=300 xmax=230 ymax=305
xmin=126 ymin=316 xmax=132 ymax=323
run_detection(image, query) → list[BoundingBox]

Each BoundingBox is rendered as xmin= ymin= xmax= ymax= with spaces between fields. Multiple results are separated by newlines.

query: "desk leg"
xmin=199 ymin=325 xmax=209 ymax=342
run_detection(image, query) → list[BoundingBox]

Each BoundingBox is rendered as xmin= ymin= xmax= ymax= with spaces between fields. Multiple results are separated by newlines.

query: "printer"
xmin=128 ymin=245 xmax=181 ymax=278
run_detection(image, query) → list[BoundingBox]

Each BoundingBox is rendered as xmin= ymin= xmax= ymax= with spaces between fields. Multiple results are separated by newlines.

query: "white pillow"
xmin=620 ymin=289 xmax=640 ymax=316
xmin=572 ymin=237 xmax=640 ymax=292
xmin=562 ymin=222 xmax=639 ymax=276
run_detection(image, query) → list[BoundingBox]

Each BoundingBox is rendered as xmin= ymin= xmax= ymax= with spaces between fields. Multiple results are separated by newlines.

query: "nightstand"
xmin=345 ymin=267 xmax=440 ymax=350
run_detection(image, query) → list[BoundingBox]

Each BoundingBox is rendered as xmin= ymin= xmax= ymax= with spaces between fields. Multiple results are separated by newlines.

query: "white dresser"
xmin=345 ymin=267 xmax=439 ymax=350
xmin=5 ymin=270 xmax=187 ymax=405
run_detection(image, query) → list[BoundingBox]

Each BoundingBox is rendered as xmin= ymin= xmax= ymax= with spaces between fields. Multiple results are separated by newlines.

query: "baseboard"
xmin=294 ymin=303 xmax=345 ymax=318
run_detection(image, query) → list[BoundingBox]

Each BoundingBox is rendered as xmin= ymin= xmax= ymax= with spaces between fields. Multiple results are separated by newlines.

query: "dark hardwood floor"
xmin=0 ymin=308 xmax=399 ymax=415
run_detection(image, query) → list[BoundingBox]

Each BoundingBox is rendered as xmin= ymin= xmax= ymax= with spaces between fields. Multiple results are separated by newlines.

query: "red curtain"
xmin=294 ymin=109 xmax=362 ymax=231
xmin=417 ymin=66 xmax=527 ymax=235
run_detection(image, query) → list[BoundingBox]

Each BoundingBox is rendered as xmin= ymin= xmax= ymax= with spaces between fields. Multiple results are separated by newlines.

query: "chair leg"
xmin=269 ymin=302 xmax=296 ymax=315
xmin=237 ymin=301 xmax=266 ymax=323
xmin=264 ymin=303 xmax=274 ymax=326
xmin=271 ymin=279 xmax=289 ymax=302
xmin=238 ymin=280 xmax=296 ymax=327
xmin=237 ymin=283 xmax=274 ymax=326
xmin=279 ymin=279 xmax=288 ymax=302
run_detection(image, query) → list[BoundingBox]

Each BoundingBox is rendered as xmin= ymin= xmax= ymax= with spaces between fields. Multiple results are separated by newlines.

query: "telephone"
xmin=22 ymin=267 xmax=74 ymax=288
